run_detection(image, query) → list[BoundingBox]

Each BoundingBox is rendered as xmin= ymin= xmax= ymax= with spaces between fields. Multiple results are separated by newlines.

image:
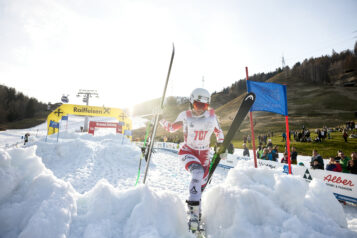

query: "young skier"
xmin=159 ymin=88 xmax=224 ymax=233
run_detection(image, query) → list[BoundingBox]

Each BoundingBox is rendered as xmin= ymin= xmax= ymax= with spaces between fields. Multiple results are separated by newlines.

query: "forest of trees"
xmin=0 ymin=85 xmax=48 ymax=124
xmin=212 ymin=42 xmax=357 ymax=108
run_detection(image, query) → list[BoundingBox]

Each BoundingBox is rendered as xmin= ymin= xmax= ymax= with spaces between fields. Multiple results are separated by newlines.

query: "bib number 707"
xmin=194 ymin=130 xmax=208 ymax=140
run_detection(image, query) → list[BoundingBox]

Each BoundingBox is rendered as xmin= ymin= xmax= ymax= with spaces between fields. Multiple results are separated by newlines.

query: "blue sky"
xmin=0 ymin=0 xmax=356 ymax=110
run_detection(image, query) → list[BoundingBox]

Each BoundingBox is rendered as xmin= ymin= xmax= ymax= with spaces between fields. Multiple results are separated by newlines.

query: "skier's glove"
xmin=215 ymin=143 xmax=223 ymax=153
xmin=142 ymin=146 xmax=156 ymax=154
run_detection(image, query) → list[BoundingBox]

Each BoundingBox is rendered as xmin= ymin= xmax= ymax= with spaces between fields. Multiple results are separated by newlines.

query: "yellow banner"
xmin=47 ymin=104 xmax=132 ymax=138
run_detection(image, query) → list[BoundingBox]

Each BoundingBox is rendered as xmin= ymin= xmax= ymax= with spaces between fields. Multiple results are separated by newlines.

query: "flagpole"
xmin=246 ymin=67 xmax=258 ymax=168
xmin=45 ymin=121 xmax=49 ymax=142
xmin=285 ymin=116 xmax=292 ymax=174
xmin=57 ymin=122 xmax=60 ymax=142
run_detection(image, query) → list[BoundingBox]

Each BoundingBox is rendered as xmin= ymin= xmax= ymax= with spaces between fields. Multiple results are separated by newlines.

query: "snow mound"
xmin=36 ymin=131 xmax=143 ymax=193
xmin=71 ymin=181 xmax=190 ymax=238
xmin=0 ymin=147 xmax=77 ymax=238
xmin=0 ymin=145 xmax=192 ymax=238
xmin=203 ymin=161 xmax=354 ymax=238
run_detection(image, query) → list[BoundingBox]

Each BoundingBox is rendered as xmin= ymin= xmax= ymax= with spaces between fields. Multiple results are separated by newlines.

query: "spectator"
xmin=23 ymin=133 xmax=30 ymax=145
xmin=267 ymin=139 xmax=273 ymax=148
xmin=293 ymin=131 xmax=298 ymax=141
xmin=243 ymin=135 xmax=247 ymax=144
xmin=247 ymin=135 xmax=251 ymax=144
xmin=267 ymin=146 xmax=277 ymax=161
xmin=290 ymin=147 xmax=298 ymax=165
xmin=347 ymin=160 xmax=357 ymax=174
xmin=327 ymin=128 xmax=331 ymax=139
xmin=297 ymin=131 xmax=303 ymax=142
xmin=343 ymin=130 xmax=348 ymax=143
xmin=258 ymin=146 xmax=265 ymax=159
xmin=322 ymin=127 xmax=327 ymax=140
xmin=281 ymin=153 xmax=288 ymax=164
xmin=326 ymin=157 xmax=342 ymax=172
xmin=272 ymin=145 xmax=279 ymax=161
xmin=227 ymin=143 xmax=234 ymax=154
xmin=305 ymin=129 xmax=311 ymax=142
xmin=351 ymin=152 xmax=357 ymax=161
xmin=311 ymin=158 xmax=324 ymax=170
xmin=243 ymin=143 xmax=250 ymax=157
xmin=282 ymin=132 xmax=286 ymax=142
xmin=256 ymin=143 xmax=262 ymax=158
xmin=317 ymin=129 xmax=322 ymax=142
xmin=339 ymin=151 xmax=351 ymax=173
xmin=260 ymin=148 xmax=269 ymax=160
xmin=347 ymin=152 xmax=357 ymax=174
xmin=310 ymin=150 xmax=324 ymax=170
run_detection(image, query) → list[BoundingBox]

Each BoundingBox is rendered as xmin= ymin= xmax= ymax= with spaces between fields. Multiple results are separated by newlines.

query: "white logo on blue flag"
xmin=283 ymin=165 xmax=290 ymax=174
xmin=49 ymin=120 xmax=60 ymax=128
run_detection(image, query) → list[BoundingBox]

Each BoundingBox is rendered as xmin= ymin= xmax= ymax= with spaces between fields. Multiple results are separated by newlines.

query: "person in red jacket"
xmin=281 ymin=152 xmax=289 ymax=164
xmin=326 ymin=157 xmax=342 ymax=172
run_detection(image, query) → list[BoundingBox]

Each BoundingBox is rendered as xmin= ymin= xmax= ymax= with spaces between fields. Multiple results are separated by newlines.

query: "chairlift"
xmin=61 ymin=95 xmax=69 ymax=103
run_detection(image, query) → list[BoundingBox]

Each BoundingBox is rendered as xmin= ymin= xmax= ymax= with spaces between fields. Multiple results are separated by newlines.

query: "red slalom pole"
xmin=246 ymin=67 xmax=257 ymax=168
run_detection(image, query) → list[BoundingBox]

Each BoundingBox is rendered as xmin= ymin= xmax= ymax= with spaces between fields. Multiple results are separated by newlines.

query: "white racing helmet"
xmin=189 ymin=88 xmax=211 ymax=104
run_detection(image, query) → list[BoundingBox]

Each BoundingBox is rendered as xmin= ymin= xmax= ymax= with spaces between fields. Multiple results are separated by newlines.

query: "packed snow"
xmin=0 ymin=116 xmax=356 ymax=238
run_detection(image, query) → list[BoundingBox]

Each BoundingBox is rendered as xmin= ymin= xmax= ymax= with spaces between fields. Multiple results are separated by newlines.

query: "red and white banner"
xmin=258 ymin=159 xmax=357 ymax=204
xmin=88 ymin=121 xmax=122 ymax=135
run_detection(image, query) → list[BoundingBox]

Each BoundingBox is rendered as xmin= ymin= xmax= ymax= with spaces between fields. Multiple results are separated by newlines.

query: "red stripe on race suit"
xmin=179 ymin=144 xmax=210 ymax=182
xmin=159 ymin=120 xmax=183 ymax=133
xmin=214 ymin=127 xmax=224 ymax=143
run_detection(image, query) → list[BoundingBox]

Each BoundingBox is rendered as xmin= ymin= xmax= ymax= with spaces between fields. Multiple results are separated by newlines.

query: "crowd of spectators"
xmin=253 ymin=130 xmax=356 ymax=175
xmin=291 ymin=123 xmax=357 ymax=143
xmin=310 ymin=150 xmax=357 ymax=174
xmin=256 ymin=132 xmax=274 ymax=145
xmin=293 ymin=128 xmax=312 ymax=142
xmin=256 ymin=144 xmax=357 ymax=175
xmin=256 ymin=140 xmax=298 ymax=165
xmin=242 ymin=121 xmax=356 ymax=175
xmin=346 ymin=121 xmax=356 ymax=131
xmin=293 ymin=127 xmax=331 ymax=143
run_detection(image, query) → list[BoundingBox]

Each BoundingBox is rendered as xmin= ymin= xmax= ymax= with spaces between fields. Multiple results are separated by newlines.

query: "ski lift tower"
xmin=76 ymin=89 xmax=99 ymax=132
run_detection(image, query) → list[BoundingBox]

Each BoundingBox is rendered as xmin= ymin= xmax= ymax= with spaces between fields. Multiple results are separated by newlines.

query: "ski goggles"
xmin=193 ymin=101 xmax=209 ymax=111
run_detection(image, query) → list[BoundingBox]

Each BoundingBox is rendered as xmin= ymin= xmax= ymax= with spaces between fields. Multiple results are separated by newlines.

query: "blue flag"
xmin=247 ymin=81 xmax=288 ymax=116
xmin=49 ymin=120 xmax=60 ymax=128
xmin=61 ymin=116 xmax=68 ymax=121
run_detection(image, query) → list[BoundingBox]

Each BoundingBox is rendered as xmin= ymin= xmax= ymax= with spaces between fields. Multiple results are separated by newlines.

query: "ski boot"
xmin=186 ymin=200 xmax=200 ymax=233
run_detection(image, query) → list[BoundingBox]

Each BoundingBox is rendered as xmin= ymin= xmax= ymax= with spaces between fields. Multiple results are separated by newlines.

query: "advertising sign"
xmin=258 ymin=159 xmax=357 ymax=204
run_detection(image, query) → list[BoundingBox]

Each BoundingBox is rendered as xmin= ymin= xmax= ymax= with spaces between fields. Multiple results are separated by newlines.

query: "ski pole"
xmin=135 ymin=122 xmax=151 ymax=186
xmin=143 ymin=44 xmax=175 ymax=184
